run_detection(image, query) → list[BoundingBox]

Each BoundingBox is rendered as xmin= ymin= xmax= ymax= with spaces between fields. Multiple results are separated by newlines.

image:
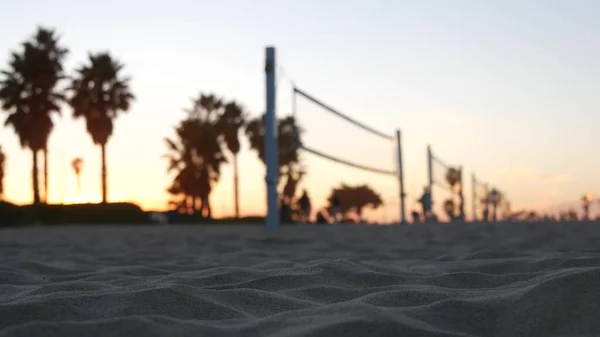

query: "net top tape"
xmin=294 ymin=87 xmax=394 ymax=141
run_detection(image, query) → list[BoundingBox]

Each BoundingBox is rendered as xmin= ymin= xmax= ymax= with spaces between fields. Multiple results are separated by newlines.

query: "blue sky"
xmin=0 ymin=0 xmax=598 ymax=220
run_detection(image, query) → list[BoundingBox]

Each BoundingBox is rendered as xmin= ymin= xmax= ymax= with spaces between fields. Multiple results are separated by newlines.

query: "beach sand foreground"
xmin=1 ymin=222 xmax=600 ymax=336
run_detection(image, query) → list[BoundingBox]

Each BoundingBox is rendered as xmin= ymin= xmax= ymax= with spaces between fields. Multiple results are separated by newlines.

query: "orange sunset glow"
xmin=1 ymin=1 xmax=599 ymax=223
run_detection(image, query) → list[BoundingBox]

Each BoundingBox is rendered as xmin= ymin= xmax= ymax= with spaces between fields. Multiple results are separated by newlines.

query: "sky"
xmin=0 ymin=0 xmax=599 ymax=221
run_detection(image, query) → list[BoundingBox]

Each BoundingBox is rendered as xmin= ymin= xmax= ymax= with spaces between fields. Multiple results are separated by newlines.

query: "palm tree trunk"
xmin=584 ymin=206 xmax=590 ymax=220
xmin=233 ymin=154 xmax=239 ymax=218
xmin=199 ymin=197 xmax=205 ymax=217
xmin=206 ymin=198 xmax=212 ymax=219
xmin=43 ymin=147 xmax=48 ymax=204
xmin=32 ymin=150 xmax=41 ymax=204
xmin=194 ymin=196 xmax=201 ymax=213
xmin=101 ymin=144 xmax=107 ymax=203
xmin=188 ymin=195 xmax=193 ymax=214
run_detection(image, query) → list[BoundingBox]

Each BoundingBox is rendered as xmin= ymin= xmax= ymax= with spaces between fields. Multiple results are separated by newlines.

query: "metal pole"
xmin=483 ymin=183 xmax=489 ymax=222
xmin=291 ymin=85 xmax=300 ymax=150
xmin=458 ymin=166 xmax=465 ymax=220
xmin=396 ymin=130 xmax=406 ymax=224
xmin=472 ymin=173 xmax=477 ymax=222
xmin=427 ymin=145 xmax=433 ymax=201
xmin=265 ymin=47 xmax=279 ymax=230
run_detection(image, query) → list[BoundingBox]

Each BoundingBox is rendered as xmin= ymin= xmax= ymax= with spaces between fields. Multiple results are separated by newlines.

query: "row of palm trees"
xmin=436 ymin=167 xmax=507 ymax=222
xmin=0 ymin=26 xmax=309 ymax=217
xmin=0 ymin=27 xmax=134 ymax=204
xmin=163 ymin=93 xmax=304 ymax=218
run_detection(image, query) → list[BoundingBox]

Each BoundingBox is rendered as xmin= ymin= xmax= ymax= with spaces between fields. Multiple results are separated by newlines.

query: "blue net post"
xmin=396 ymin=130 xmax=406 ymax=224
xmin=265 ymin=47 xmax=279 ymax=230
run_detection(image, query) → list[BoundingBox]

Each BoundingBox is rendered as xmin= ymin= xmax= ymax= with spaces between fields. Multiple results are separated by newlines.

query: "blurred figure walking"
xmin=418 ymin=187 xmax=433 ymax=222
xmin=298 ymin=190 xmax=312 ymax=223
xmin=330 ymin=193 xmax=341 ymax=223
xmin=411 ymin=209 xmax=421 ymax=223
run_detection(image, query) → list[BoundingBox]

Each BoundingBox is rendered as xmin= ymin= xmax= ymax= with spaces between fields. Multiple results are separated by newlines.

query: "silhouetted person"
xmin=411 ymin=210 xmax=421 ymax=223
xmin=418 ymin=187 xmax=432 ymax=221
xmin=331 ymin=194 xmax=341 ymax=223
xmin=315 ymin=210 xmax=328 ymax=225
xmin=482 ymin=207 xmax=489 ymax=222
xmin=298 ymin=190 xmax=312 ymax=223
xmin=167 ymin=209 xmax=179 ymax=224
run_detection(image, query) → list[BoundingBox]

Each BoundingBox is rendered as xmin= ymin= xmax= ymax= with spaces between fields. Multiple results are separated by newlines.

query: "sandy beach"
xmin=1 ymin=222 xmax=600 ymax=336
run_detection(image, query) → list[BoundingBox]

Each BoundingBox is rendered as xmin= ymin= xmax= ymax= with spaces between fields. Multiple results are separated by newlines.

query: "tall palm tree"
xmin=489 ymin=188 xmax=501 ymax=221
xmin=34 ymin=28 xmax=68 ymax=203
xmin=165 ymin=119 xmax=203 ymax=214
xmin=164 ymin=94 xmax=227 ymax=218
xmin=0 ymin=27 xmax=68 ymax=204
xmin=165 ymin=120 xmax=226 ymax=217
xmin=0 ymin=146 xmax=5 ymax=200
xmin=71 ymin=157 xmax=83 ymax=196
xmin=217 ymin=101 xmax=246 ymax=218
xmin=68 ymin=52 xmax=134 ymax=203
xmin=582 ymin=192 xmax=593 ymax=220
xmin=444 ymin=167 xmax=461 ymax=220
xmin=190 ymin=94 xmax=226 ymax=217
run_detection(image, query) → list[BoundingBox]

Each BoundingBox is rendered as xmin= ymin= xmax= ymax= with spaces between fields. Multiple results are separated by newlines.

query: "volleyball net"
xmin=471 ymin=173 xmax=510 ymax=221
xmin=264 ymin=47 xmax=406 ymax=229
xmin=471 ymin=174 xmax=490 ymax=221
xmin=426 ymin=146 xmax=465 ymax=221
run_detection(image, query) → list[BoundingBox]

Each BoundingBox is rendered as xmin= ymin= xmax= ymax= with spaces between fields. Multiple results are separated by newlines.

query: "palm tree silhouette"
xmin=489 ymin=188 xmax=501 ymax=221
xmin=164 ymin=94 xmax=227 ymax=218
xmin=217 ymin=101 xmax=246 ymax=218
xmin=0 ymin=146 xmax=5 ymax=200
xmin=35 ymin=28 xmax=68 ymax=204
xmin=68 ymin=52 xmax=134 ymax=203
xmin=444 ymin=167 xmax=461 ymax=220
xmin=0 ymin=27 xmax=68 ymax=204
xmin=326 ymin=184 xmax=383 ymax=222
xmin=71 ymin=157 xmax=83 ymax=197
xmin=582 ymin=192 xmax=593 ymax=220
xmin=443 ymin=199 xmax=456 ymax=221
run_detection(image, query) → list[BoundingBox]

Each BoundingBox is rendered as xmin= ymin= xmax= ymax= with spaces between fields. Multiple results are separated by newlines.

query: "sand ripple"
xmin=1 ymin=222 xmax=600 ymax=336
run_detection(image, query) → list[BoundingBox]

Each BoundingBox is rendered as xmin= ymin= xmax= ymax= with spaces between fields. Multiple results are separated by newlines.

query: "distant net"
xmin=293 ymin=87 xmax=401 ymax=223
xmin=471 ymin=174 xmax=490 ymax=221
xmin=471 ymin=174 xmax=509 ymax=221
xmin=293 ymin=88 xmax=396 ymax=174
xmin=498 ymin=193 xmax=511 ymax=219
xmin=273 ymin=61 xmax=404 ymax=224
xmin=427 ymin=147 xmax=464 ymax=221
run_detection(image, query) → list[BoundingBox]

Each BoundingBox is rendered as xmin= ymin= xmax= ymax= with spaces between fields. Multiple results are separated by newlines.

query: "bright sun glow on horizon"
xmin=0 ymin=0 xmax=599 ymax=221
